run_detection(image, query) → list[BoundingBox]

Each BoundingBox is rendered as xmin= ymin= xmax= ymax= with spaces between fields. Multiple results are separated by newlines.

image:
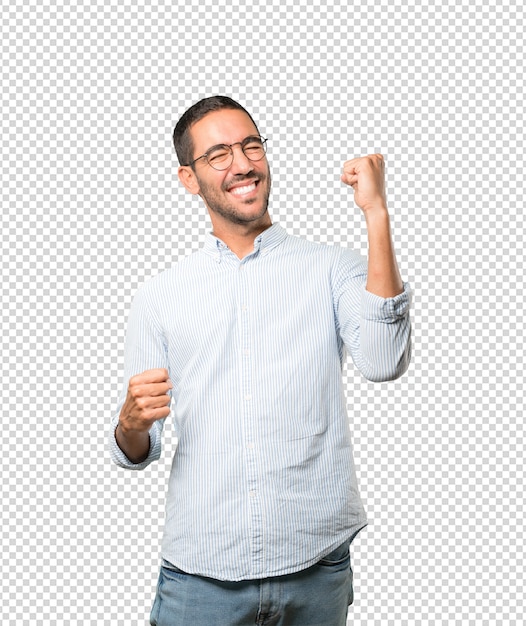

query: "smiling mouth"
xmin=227 ymin=180 xmax=260 ymax=197
xmin=230 ymin=182 xmax=257 ymax=196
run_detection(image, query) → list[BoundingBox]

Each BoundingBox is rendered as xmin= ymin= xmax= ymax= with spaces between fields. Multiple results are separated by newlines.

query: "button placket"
xmin=237 ymin=259 xmax=263 ymax=571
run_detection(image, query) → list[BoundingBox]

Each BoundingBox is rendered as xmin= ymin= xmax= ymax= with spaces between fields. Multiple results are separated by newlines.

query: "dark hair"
xmin=173 ymin=96 xmax=260 ymax=167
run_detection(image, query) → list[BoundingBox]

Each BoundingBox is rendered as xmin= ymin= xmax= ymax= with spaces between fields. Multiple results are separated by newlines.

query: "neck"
xmin=211 ymin=215 xmax=272 ymax=259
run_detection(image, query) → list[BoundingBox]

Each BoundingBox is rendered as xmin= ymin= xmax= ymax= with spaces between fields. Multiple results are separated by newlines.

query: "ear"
xmin=178 ymin=166 xmax=201 ymax=195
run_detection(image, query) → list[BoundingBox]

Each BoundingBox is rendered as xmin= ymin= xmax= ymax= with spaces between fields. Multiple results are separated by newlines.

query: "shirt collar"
xmin=202 ymin=223 xmax=287 ymax=261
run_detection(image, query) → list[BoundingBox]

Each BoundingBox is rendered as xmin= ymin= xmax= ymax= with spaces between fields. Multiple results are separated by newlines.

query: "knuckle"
xmin=130 ymin=385 xmax=143 ymax=399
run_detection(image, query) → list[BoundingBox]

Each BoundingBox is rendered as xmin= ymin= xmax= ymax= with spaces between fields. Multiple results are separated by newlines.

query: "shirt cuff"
xmin=362 ymin=281 xmax=412 ymax=322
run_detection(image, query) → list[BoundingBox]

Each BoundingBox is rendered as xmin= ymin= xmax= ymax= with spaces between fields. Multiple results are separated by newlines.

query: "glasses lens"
xmin=207 ymin=147 xmax=233 ymax=170
xmin=242 ymin=138 xmax=266 ymax=161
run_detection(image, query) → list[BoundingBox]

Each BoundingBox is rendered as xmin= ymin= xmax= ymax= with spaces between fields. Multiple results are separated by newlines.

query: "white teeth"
xmin=230 ymin=183 xmax=256 ymax=196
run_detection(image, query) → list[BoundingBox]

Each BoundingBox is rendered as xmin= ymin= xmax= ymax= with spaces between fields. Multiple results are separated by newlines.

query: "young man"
xmin=110 ymin=96 xmax=412 ymax=626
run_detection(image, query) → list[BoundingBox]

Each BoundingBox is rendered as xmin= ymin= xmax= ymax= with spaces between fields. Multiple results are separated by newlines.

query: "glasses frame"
xmin=186 ymin=136 xmax=268 ymax=170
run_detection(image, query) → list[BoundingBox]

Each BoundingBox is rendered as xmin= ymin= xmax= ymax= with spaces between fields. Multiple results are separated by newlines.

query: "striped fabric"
xmin=109 ymin=223 xmax=412 ymax=581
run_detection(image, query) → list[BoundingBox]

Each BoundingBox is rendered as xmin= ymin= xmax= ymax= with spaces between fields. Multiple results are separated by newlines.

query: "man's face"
xmin=185 ymin=109 xmax=271 ymax=227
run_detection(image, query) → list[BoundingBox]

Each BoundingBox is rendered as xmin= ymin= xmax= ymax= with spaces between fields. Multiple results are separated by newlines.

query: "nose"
xmin=230 ymin=143 xmax=254 ymax=174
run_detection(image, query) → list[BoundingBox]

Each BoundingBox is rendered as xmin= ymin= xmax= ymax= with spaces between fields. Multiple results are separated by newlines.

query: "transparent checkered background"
xmin=1 ymin=0 xmax=524 ymax=624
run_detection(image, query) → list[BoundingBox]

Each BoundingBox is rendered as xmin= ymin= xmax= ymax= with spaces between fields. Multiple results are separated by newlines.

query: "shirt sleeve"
xmin=108 ymin=282 xmax=170 ymax=470
xmin=332 ymin=247 xmax=412 ymax=382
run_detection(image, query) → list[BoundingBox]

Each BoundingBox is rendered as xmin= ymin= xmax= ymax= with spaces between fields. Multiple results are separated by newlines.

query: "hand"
xmin=118 ymin=368 xmax=172 ymax=434
xmin=341 ymin=153 xmax=387 ymax=214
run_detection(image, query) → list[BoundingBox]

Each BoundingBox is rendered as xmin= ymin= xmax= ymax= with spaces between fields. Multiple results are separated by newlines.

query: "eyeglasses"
xmin=187 ymin=136 xmax=268 ymax=171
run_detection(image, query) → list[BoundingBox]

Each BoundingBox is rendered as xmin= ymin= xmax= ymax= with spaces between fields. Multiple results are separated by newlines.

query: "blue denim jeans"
xmin=150 ymin=540 xmax=353 ymax=626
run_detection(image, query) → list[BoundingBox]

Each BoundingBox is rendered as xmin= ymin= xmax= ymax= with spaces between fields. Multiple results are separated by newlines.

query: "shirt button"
xmin=244 ymin=394 xmax=252 ymax=401
xmin=249 ymin=490 xmax=257 ymax=498
xmin=244 ymin=348 xmax=250 ymax=356
xmin=246 ymin=442 xmax=255 ymax=450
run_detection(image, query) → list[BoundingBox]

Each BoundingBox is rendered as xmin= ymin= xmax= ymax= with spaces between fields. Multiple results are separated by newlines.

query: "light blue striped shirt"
xmin=109 ymin=223 xmax=412 ymax=581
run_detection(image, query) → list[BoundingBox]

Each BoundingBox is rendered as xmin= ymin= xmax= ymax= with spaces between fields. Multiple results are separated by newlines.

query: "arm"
xmin=109 ymin=284 xmax=171 ymax=469
xmin=337 ymin=154 xmax=411 ymax=381
xmin=341 ymin=153 xmax=403 ymax=298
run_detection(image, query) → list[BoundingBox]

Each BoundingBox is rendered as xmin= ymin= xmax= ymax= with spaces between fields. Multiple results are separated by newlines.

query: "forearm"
xmin=363 ymin=206 xmax=404 ymax=298
xmin=115 ymin=422 xmax=151 ymax=464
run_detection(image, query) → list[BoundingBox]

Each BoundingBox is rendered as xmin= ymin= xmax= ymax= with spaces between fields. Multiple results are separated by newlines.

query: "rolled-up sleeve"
xmin=333 ymin=248 xmax=412 ymax=382
xmin=108 ymin=282 xmax=169 ymax=469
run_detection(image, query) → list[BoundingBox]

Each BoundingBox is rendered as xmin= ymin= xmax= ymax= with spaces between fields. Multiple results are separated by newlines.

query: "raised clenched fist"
xmin=341 ymin=153 xmax=387 ymax=214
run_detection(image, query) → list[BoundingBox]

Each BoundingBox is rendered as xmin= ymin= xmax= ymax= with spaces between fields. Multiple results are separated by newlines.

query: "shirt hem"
xmin=160 ymin=519 xmax=368 ymax=582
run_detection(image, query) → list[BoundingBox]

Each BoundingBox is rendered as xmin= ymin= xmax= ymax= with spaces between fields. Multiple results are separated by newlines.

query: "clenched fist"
xmin=115 ymin=368 xmax=172 ymax=463
xmin=119 ymin=368 xmax=172 ymax=434
xmin=341 ymin=153 xmax=387 ymax=214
